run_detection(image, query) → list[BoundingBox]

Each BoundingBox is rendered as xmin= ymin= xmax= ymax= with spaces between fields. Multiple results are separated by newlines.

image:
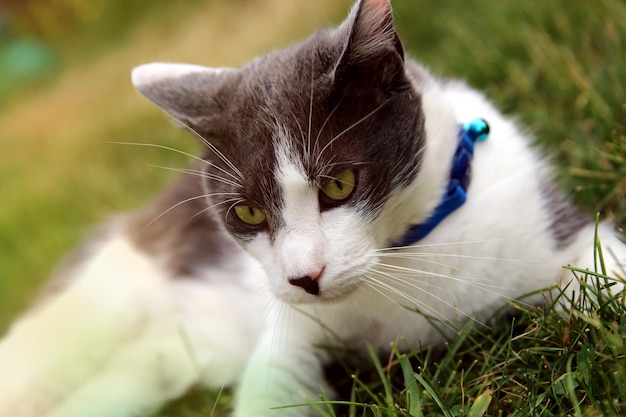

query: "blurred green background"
xmin=0 ymin=0 xmax=624 ymax=336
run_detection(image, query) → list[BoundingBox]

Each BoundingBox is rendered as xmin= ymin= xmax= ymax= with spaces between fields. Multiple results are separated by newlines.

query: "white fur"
xmin=2 ymin=75 xmax=624 ymax=417
xmin=2 ymin=74 xmax=625 ymax=417
xmin=3 ymin=11 xmax=626 ymax=417
xmin=0 ymin=230 xmax=268 ymax=417
xmin=275 ymin=146 xmax=327 ymax=282
xmin=131 ymin=63 xmax=230 ymax=90
xmin=236 ymin=77 xmax=626 ymax=417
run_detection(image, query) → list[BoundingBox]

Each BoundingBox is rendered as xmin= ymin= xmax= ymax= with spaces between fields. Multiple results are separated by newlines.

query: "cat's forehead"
xmin=219 ymin=36 xmax=391 ymax=156
xmin=228 ymin=33 xmax=340 ymax=123
xmin=206 ymin=29 xmax=423 ymax=185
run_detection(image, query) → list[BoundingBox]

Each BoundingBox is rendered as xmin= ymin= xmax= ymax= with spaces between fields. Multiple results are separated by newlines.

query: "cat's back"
xmin=407 ymin=59 xmax=591 ymax=256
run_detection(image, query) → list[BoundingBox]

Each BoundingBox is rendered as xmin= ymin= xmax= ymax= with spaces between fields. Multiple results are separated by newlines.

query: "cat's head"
xmin=132 ymin=0 xmax=434 ymax=304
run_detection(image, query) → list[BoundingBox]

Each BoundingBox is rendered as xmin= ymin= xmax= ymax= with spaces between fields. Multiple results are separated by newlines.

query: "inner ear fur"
xmin=333 ymin=0 xmax=405 ymax=90
xmin=132 ymin=63 xmax=238 ymax=127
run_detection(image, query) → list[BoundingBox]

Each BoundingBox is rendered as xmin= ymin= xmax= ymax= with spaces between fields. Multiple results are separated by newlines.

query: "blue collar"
xmin=392 ymin=118 xmax=489 ymax=247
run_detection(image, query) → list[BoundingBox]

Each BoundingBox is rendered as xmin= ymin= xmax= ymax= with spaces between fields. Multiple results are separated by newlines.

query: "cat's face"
xmin=133 ymin=0 xmax=426 ymax=304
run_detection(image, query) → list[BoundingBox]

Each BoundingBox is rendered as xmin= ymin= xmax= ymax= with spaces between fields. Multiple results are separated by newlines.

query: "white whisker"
xmin=379 ymin=252 xmax=543 ymax=263
xmin=142 ymin=193 xmax=238 ymax=230
xmin=373 ymin=260 xmax=533 ymax=308
xmin=365 ymin=273 xmax=461 ymax=333
xmin=375 ymin=236 xmax=537 ymax=252
xmin=287 ymin=109 xmax=307 ymax=155
xmin=362 ymin=279 xmax=412 ymax=312
xmin=314 ymin=99 xmax=343 ymax=156
xmin=175 ymin=118 xmax=244 ymax=180
xmin=368 ymin=267 xmax=488 ymax=329
xmin=190 ymin=197 xmax=244 ymax=222
xmin=307 ymin=62 xmax=315 ymax=168
xmin=315 ymin=99 xmax=390 ymax=166
xmin=148 ymin=165 xmax=243 ymax=189
xmin=268 ymin=301 xmax=294 ymax=358
xmin=111 ymin=141 xmax=241 ymax=184
xmin=223 ymin=198 xmax=247 ymax=223
xmin=375 ymin=260 xmax=501 ymax=291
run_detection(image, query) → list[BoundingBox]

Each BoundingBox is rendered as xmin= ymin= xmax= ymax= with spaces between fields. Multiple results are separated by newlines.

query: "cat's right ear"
xmin=131 ymin=63 xmax=237 ymax=127
xmin=333 ymin=0 xmax=404 ymax=90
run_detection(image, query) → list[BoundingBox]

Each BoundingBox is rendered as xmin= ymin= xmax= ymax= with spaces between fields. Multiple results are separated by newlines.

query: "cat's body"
xmin=0 ymin=1 xmax=625 ymax=416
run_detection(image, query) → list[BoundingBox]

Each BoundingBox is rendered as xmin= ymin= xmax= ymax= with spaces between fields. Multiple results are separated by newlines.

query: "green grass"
xmin=305 ymin=230 xmax=626 ymax=417
xmin=391 ymin=1 xmax=626 ymax=226
xmin=0 ymin=0 xmax=625 ymax=416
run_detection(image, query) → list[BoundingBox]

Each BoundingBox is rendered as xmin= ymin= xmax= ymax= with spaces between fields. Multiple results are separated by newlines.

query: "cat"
xmin=0 ymin=0 xmax=624 ymax=416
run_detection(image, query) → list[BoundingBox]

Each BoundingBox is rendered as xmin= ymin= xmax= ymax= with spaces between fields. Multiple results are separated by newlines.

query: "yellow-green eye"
xmin=234 ymin=204 xmax=267 ymax=226
xmin=321 ymin=169 xmax=356 ymax=201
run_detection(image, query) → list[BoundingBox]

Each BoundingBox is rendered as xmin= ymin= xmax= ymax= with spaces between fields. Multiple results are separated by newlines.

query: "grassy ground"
xmin=0 ymin=0 xmax=624 ymax=416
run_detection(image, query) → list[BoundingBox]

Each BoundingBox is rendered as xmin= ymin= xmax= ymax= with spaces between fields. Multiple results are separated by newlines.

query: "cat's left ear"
xmin=131 ymin=63 xmax=238 ymax=128
xmin=334 ymin=0 xmax=404 ymax=88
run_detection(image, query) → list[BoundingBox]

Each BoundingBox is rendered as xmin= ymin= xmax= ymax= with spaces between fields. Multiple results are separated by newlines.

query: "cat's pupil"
xmin=334 ymin=180 xmax=344 ymax=190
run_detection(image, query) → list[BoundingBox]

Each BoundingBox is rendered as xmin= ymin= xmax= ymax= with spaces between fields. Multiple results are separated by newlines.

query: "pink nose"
xmin=288 ymin=275 xmax=320 ymax=295
xmin=288 ymin=268 xmax=323 ymax=295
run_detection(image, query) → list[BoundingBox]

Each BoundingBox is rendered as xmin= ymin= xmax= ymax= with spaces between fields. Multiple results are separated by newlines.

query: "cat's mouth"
xmin=285 ymin=274 xmax=362 ymax=305
xmin=317 ymin=291 xmax=356 ymax=304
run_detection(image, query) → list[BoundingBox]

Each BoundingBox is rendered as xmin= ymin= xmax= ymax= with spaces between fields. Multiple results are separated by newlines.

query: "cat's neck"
xmin=374 ymin=69 xmax=462 ymax=246
xmin=393 ymin=117 xmax=488 ymax=246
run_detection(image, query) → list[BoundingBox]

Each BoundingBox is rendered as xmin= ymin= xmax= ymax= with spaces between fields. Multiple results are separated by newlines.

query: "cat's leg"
xmin=44 ymin=280 xmax=263 ymax=417
xmin=0 ymin=236 xmax=264 ymax=417
xmin=233 ymin=307 xmax=332 ymax=417
xmin=0 ymin=237 xmax=153 ymax=417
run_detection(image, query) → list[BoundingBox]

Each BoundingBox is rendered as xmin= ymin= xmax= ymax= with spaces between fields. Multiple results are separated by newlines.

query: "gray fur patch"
xmin=37 ymin=173 xmax=243 ymax=303
xmin=191 ymin=0 xmax=425 ymax=243
xmin=132 ymin=0 xmax=431 ymax=247
xmin=540 ymin=180 xmax=590 ymax=249
xmin=128 ymin=174 xmax=242 ymax=277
